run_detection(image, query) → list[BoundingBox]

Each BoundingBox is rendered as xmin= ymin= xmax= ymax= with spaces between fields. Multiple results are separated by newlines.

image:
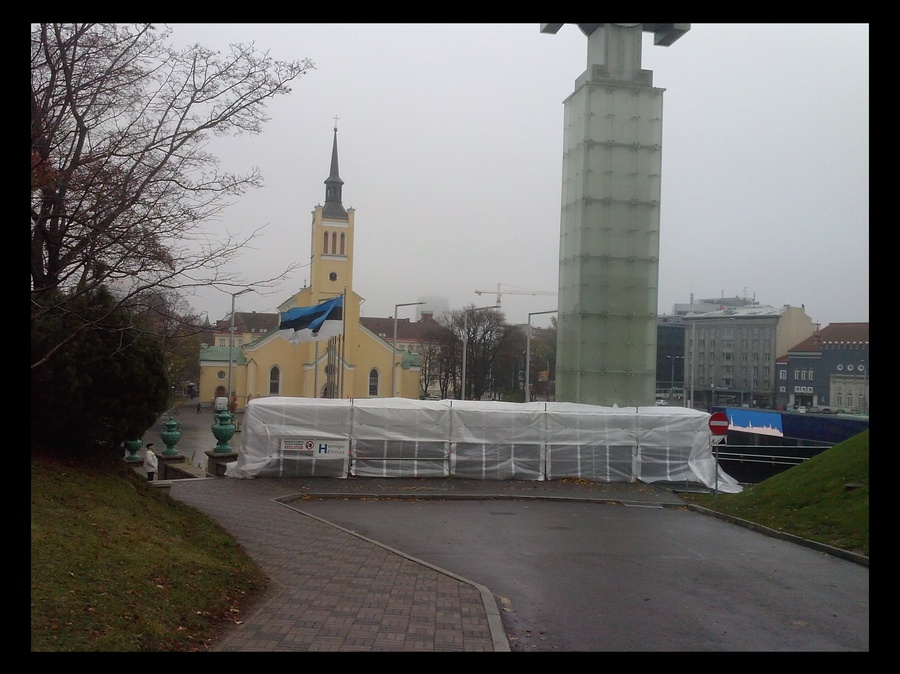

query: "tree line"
xmin=415 ymin=308 xmax=557 ymax=403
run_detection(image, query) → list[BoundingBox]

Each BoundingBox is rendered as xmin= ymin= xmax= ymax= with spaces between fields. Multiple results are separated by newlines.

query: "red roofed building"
xmin=775 ymin=323 xmax=869 ymax=414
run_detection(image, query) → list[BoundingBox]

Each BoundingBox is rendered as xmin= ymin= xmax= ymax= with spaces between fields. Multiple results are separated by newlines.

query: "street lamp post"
xmin=689 ymin=318 xmax=696 ymax=409
xmin=526 ymin=310 xmax=557 ymax=403
xmin=461 ymin=305 xmax=498 ymax=400
xmin=391 ymin=301 xmax=425 ymax=398
xmin=227 ymin=289 xmax=252 ymax=410
xmin=667 ymin=355 xmax=684 ymax=405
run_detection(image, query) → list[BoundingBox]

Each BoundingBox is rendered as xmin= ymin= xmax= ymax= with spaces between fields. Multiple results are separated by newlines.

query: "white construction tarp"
xmin=225 ymin=397 xmax=742 ymax=493
xmin=350 ymin=397 xmax=450 ymax=478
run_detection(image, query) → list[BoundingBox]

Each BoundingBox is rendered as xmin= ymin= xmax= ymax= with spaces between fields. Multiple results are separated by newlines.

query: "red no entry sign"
xmin=708 ymin=411 xmax=729 ymax=436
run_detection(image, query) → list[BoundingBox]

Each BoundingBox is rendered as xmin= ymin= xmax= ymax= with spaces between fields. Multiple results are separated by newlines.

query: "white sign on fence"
xmin=281 ymin=438 xmax=350 ymax=457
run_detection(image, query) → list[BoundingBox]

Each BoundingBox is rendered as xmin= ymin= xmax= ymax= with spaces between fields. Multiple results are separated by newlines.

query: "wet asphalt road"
xmin=293 ymin=498 xmax=869 ymax=651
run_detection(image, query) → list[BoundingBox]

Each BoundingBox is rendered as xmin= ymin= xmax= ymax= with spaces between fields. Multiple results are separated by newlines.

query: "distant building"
xmin=671 ymin=293 xmax=760 ymax=317
xmin=415 ymin=296 xmax=450 ymax=321
xmin=682 ymin=304 xmax=815 ymax=409
xmin=776 ymin=323 xmax=869 ymax=413
xmin=656 ymin=315 xmax=685 ymax=397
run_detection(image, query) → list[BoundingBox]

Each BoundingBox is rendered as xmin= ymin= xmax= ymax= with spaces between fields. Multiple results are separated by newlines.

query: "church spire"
xmin=322 ymin=118 xmax=348 ymax=219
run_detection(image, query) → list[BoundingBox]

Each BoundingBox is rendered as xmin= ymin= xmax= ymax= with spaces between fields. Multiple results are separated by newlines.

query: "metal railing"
xmin=715 ymin=444 xmax=832 ymax=467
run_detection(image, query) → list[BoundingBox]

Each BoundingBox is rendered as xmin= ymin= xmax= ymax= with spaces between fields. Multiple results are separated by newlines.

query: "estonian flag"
xmin=278 ymin=296 xmax=343 ymax=344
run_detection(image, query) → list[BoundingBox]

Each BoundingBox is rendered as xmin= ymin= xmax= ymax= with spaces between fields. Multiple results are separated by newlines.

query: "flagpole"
xmin=328 ymin=338 xmax=334 ymax=397
xmin=314 ymin=342 xmax=319 ymax=398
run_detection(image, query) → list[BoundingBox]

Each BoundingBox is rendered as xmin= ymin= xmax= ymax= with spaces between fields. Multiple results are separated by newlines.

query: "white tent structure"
xmin=225 ymin=397 xmax=742 ymax=493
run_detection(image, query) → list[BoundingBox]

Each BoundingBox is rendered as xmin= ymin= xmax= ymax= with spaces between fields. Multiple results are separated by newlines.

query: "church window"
xmin=323 ymin=231 xmax=329 ymax=254
xmin=340 ymin=232 xmax=346 ymax=255
xmin=332 ymin=232 xmax=337 ymax=253
xmin=369 ymin=369 xmax=379 ymax=396
xmin=269 ymin=366 xmax=280 ymax=395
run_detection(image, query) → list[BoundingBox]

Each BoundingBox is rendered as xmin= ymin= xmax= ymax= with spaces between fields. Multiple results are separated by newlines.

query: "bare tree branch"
xmin=31 ymin=23 xmax=315 ymax=369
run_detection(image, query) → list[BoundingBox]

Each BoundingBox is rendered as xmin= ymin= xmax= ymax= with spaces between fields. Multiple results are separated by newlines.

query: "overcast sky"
xmin=168 ymin=23 xmax=869 ymax=330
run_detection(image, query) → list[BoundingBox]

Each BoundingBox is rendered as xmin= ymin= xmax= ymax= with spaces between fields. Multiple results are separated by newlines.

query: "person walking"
xmin=144 ymin=443 xmax=158 ymax=481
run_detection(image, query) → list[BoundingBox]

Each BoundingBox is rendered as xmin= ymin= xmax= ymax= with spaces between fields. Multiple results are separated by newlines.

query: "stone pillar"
xmin=542 ymin=23 xmax=689 ymax=406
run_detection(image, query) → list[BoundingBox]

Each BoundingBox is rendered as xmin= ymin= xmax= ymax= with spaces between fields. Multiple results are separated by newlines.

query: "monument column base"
xmin=205 ymin=450 xmax=238 ymax=477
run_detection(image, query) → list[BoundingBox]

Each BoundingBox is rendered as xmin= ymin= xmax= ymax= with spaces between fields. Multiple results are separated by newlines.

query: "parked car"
xmin=794 ymin=406 xmax=807 ymax=413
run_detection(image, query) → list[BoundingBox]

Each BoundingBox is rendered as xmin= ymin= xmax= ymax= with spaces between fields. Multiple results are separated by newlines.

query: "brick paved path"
xmin=168 ymin=477 xmax=507 ymax=652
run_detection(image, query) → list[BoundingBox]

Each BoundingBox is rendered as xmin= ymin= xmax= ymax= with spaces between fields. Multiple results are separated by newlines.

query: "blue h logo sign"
xmin=318 ymin=443 xmax=328 ymax=454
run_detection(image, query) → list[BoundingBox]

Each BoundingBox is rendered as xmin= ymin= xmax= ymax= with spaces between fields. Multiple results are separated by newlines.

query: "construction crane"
xmin=474 ymin=283 xmax=557 ymax=306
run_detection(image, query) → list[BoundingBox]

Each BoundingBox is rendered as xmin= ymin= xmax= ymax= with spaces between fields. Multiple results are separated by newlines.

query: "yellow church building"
xmin=198 ymin=126 xmax=424 ymax=408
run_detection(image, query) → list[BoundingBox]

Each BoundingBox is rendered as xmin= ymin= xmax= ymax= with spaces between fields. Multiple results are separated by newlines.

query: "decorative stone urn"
xmin=211 ymin=408 xmax=237 ymax=454
xmin=124 ymin=438 xmax=143 ymax=463
xmin=159 ymin=416 xmax=182 ymax=456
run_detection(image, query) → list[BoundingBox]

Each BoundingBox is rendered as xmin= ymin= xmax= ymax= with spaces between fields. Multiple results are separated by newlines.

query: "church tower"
xmin=288 ymin=120 xmax=361 ymax=399
xmin=271 ymin=120 xmax=360 ymax=399
xmin=309 ymin=122 xmax=355 ymax=306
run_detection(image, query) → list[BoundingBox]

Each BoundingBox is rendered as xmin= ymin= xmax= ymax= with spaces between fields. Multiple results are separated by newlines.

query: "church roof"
xmin=322 ymin=125 xmax=348 ymax=220
xmin=360 ymin=313 xmax=444 ymax=341
xmin=788 ymin=323 xmax=869 ymax=353
xmin=199 ymin=345 xmax=248 ymax=365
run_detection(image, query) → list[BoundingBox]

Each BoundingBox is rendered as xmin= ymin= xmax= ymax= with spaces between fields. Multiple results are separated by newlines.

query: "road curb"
xmin=685 ymin=504 xmax=869 ymax=567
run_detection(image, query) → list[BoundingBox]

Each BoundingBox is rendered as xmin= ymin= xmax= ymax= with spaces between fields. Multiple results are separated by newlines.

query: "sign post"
xmin=708 ymin=412 xmax=729 ymax=496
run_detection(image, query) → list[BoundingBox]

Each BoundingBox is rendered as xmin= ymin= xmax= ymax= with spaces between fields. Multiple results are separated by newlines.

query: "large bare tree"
xmin=31 ymin=23 xmax=314 ymax=369
xmin=438 ymin=306 xmax=506 ymax=400
xmin=131 ymin=287 xmax=204 ymax=391
xmin=416 ymin=317 xmax=451 ymax=399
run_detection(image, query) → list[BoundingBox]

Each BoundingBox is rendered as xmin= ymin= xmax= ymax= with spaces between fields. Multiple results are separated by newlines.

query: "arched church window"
xmin=340 ymin=232 xmax=346 ymax=255
xmin=323 ymin=231 xmax=329 ymax=254
xmin=269 ymin=366 xmax=280 ymax=395
xmin=331 ymin=232 xmax=337 ymax=254
xmin=368 ymin=369 xmax=379 ymax=397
